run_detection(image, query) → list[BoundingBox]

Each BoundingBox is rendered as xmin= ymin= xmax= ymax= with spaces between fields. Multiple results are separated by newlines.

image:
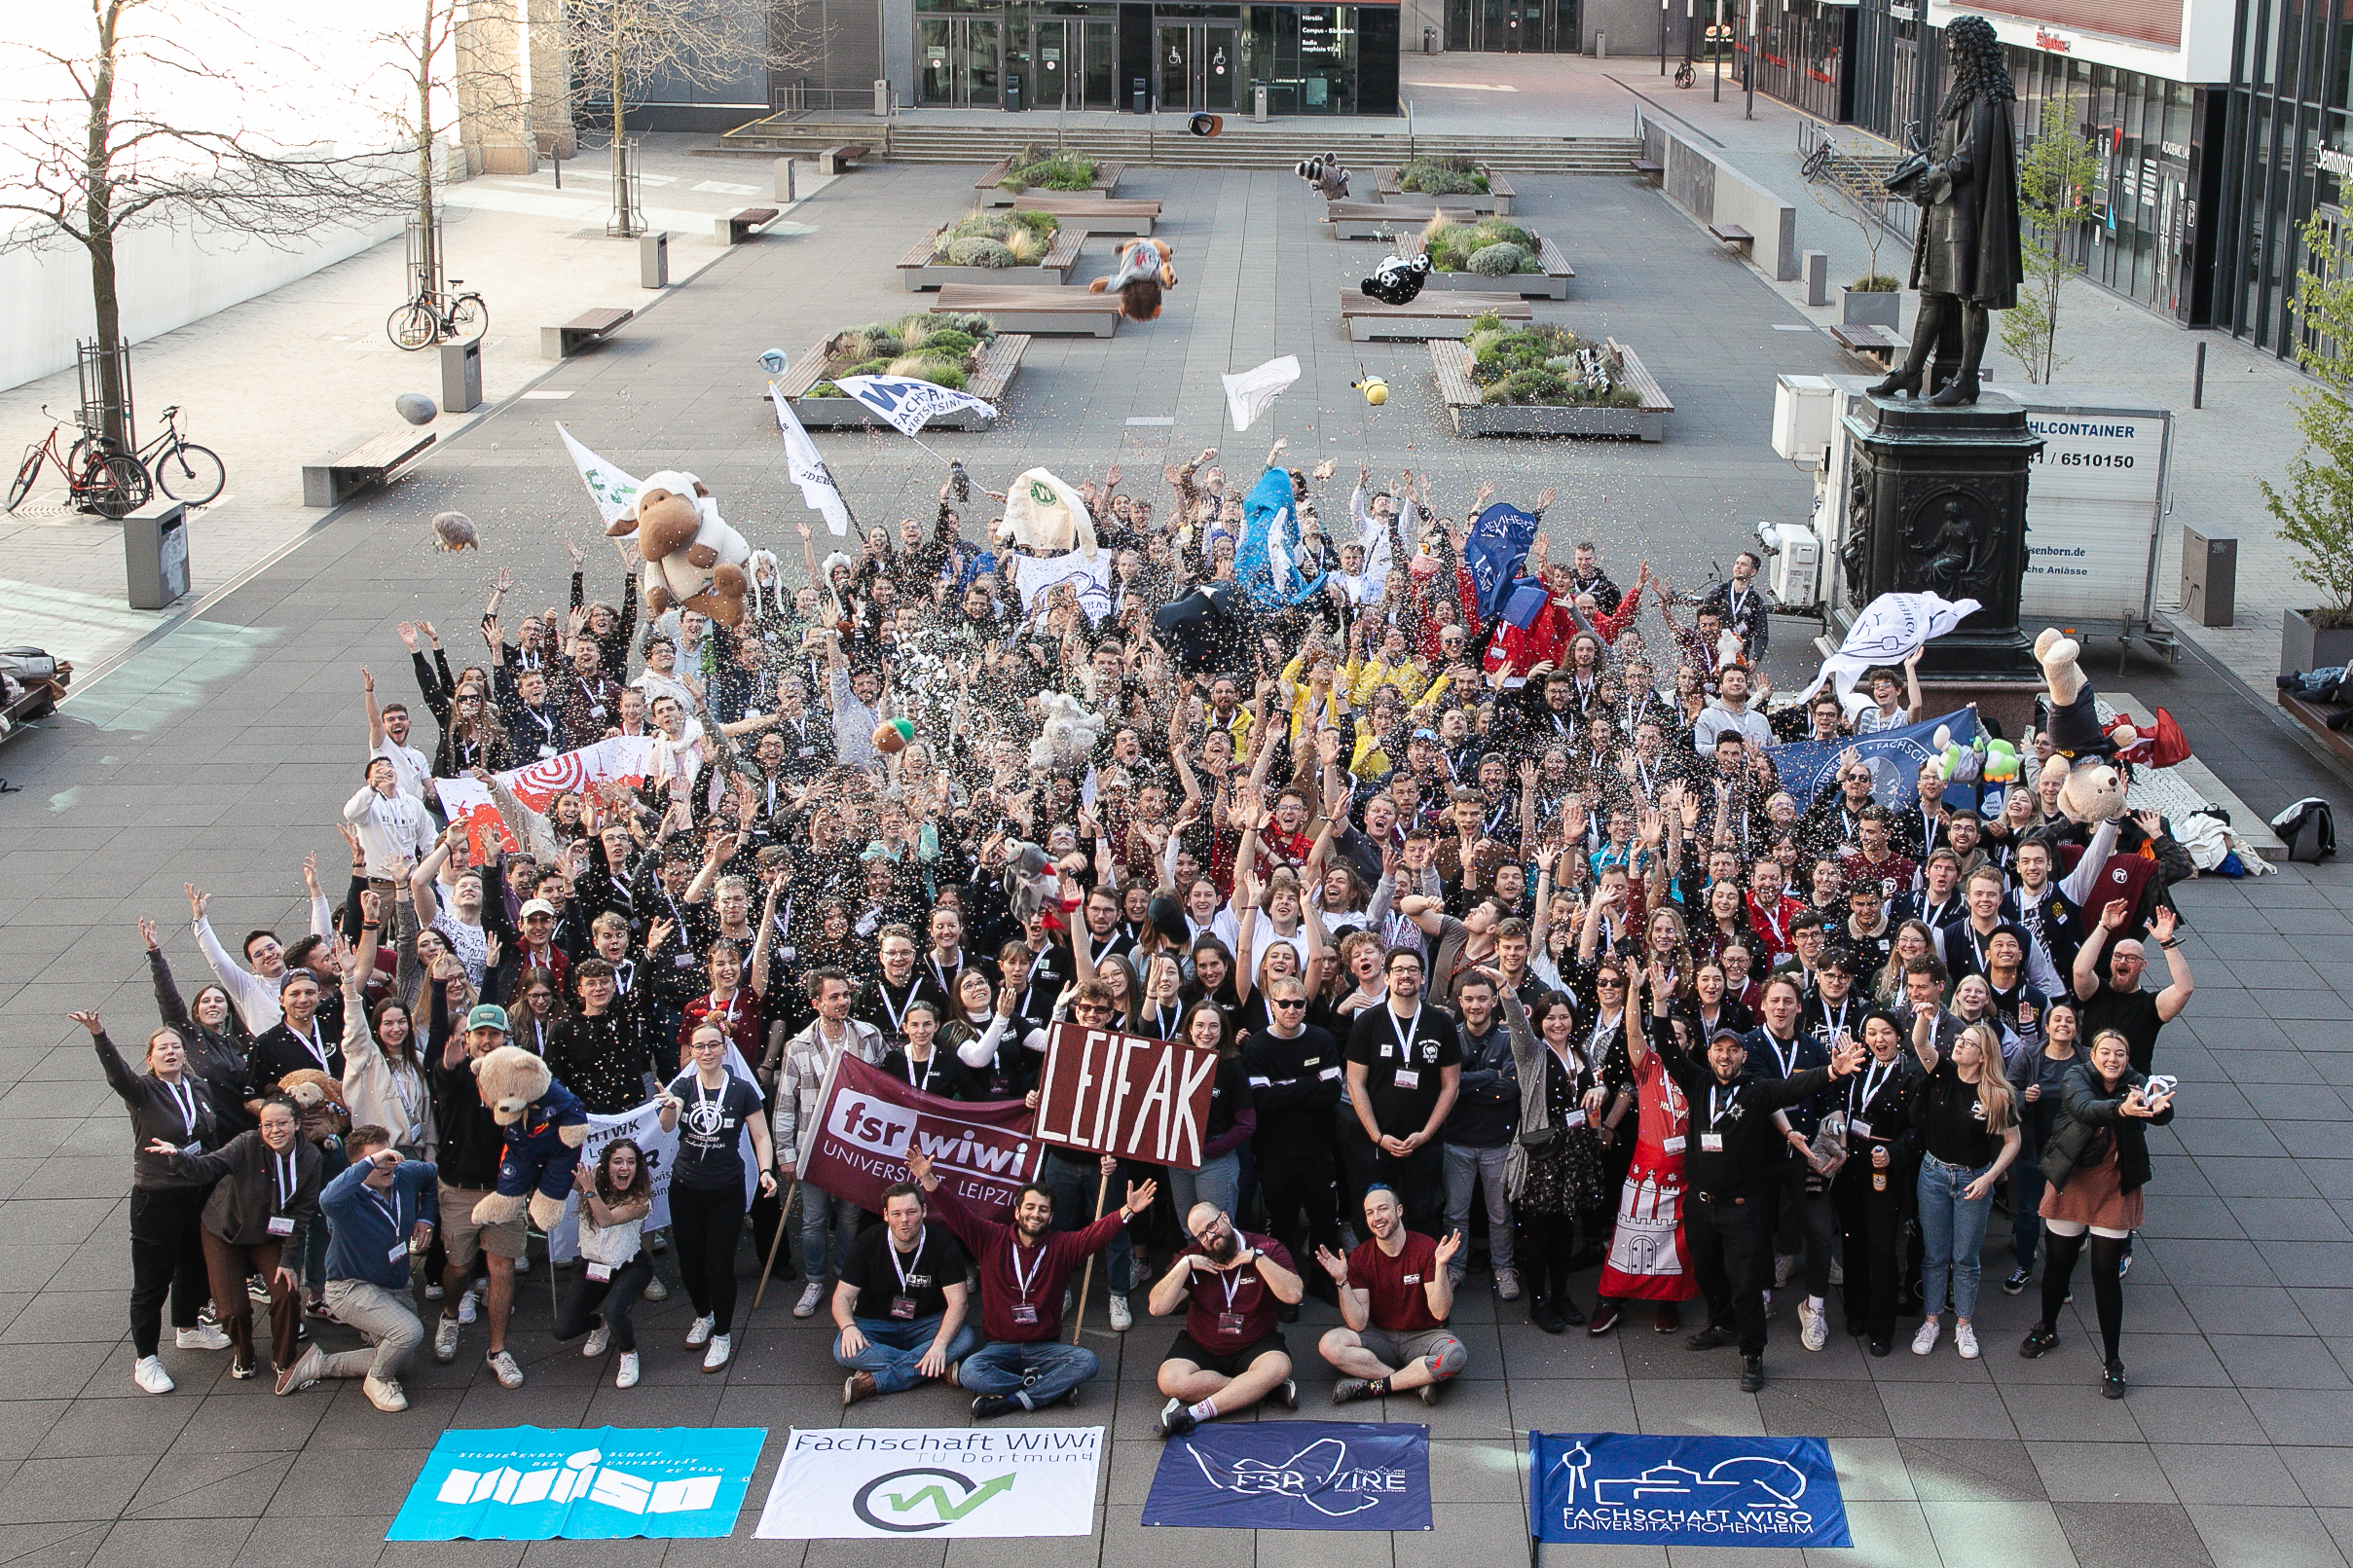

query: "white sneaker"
xmin=685 ymin=1315 xmax=715 ymax=1348
xmin=485 ymin=1349 xmax=525 ymax=1389
xmin=1108 ymin=1293 xmax=1133 ymax=1331
xmin=423 ymin=1281 xmax=445 ymax=1301
xmin=702 ymin=1333 xmax=733 ymax=1372
xmin=175 ymin=1324 xmax=231 ymax=1352
xmin=433 ymin=1315 xmax=460 ymax=1364
xmin=793 ymin=1282 xmax=825 ymax=1319
xmin=364 ymin=1375 xmax=409 ymax=1412
xmin=1911 ymin=1318 xmax=1942 ymax=1356
xmin=132 ymin=1356 xmax=175 ymax=1395
xmin=512 ymin=1253 xmax=531 ymax=1275
xmin=615 ymin=1351 xmax=641 ymax=1389
xmin=1798 ymin=1299 xmax=1827 ymax=1352
xmin=582 ymin=1325 xmax=611 ymax=1359
xmin=1774 ymin=1254 xmax=1796 ymax=1289
xmin=642 ymin=1276 xmax=670 ymax=1302
xmin=457 ymin=1291 xmax=479 ymax=1325
xmin=1955 ymin=1322 xmax=1980 ymax=1360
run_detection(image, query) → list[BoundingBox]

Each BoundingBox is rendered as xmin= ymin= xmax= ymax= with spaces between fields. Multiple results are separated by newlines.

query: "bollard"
xmin=1804 ymin=250 xmax=1828 ymax=308
xmin=773 ymin=157 xmax=797 ymax=204
xmin=440 ymin=339 xmax=483 ymax=413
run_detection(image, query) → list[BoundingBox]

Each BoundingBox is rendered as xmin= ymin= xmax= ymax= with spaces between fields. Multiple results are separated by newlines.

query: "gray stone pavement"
xmin=0 ymin=134 xmax=2349 ymax=1568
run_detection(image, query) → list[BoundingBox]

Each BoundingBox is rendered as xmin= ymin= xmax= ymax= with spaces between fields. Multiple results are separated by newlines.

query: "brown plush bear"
xmin=466 ymin=1044 xmax=590 ymax=1231
xmin=270 ymin=1069 xmax=349 ymax=1146
xmin=2034 ymin=629 xmax=2134 ymax=825
xmin=605 ymin=469 xmax=752 ymax=627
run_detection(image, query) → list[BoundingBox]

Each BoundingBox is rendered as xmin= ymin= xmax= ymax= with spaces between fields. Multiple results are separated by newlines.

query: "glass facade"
xmin=1443 ymin=0 xmax=1579 ymax=53
xmin=1740 ymin=0 xmax=1858 ymax=123
xmin=2214 ymin=0 xmax=2349 ymax=357
xmin=914 ymin=0 xmax=1382 ymax=111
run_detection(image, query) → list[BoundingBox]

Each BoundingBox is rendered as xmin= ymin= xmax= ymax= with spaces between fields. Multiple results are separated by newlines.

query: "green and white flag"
xmin=557 ymin=422 xmax=642 ymax=525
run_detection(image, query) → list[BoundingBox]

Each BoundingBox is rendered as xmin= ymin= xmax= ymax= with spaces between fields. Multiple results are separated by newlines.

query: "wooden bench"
xmin=1634 ymin=158 xmax=1664 ymax=183
xmin=1708 ymin=222 xmax=1754 ymax=253
xmin=1328 ymin=200 xmax=1482 ymax=239
xmin=1340 ymin=290 xmax=1531 ymax=342
xmin=716 ymin=205 xmax=781 ymax=244
xmin=982 ymin=196 xmax=1161 ymax=236
xmin=2282 ymin=691 xmax=2353 ymax=776
xmin=1829 ymin=322 xmax=1905 ymax=365
xmin=932 ymin=284 xmax=1124 ymax=338
xmin=815 ymin=143 xmax=868 ymax=175
xmin=540 ymin=308 xmax=634 ymax=360
xmin=303 ymin=429 xmax=436 ymax=508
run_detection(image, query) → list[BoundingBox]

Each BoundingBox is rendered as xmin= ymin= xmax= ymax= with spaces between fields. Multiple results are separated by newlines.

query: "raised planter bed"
xmin=1431 ymin=338 xmax=1673 ymax=442
xmin=1327 ymin=200 xmax=1483 ymax=239
xmin=1392 ymin=230 xmax=1575 ymax=300
xmin=899 ymin=225 xmax=1085 ymax=291
xmin=976 ymin=158 xmax=1122 ymax=205
xmin=776 ymin=332 xmax=1029 ymax=430
xmin=1377 ymin=163 xmax=1516 ymax=215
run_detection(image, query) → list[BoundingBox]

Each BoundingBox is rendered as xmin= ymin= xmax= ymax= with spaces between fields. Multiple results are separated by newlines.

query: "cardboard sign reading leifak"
xmin=1031 ymin=1021 xmax=1220 ymax=1171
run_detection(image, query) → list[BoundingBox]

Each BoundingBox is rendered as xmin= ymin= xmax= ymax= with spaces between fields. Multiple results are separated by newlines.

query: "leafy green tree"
xmin=2000 ymin=97 xmax=2100 ymax=383
xmin=2260 ymin=211 xmax=2353 ymax=628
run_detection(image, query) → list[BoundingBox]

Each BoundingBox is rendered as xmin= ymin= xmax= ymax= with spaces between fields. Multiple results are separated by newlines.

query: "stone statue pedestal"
xmin=1835 ymin=391 xmax=2044 ymax=683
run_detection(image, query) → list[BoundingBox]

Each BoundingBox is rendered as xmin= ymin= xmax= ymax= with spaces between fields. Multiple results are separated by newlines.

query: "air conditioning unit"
xmin=1767 ymin=522 xmax=1821 ymax=607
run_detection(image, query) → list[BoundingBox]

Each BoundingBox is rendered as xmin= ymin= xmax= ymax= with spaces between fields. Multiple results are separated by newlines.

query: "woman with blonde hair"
xmin=1907 ymin=1015 xmax=2020 ymax=1361
xmin=1873 ymin=920 xmax=1937 ymax=1003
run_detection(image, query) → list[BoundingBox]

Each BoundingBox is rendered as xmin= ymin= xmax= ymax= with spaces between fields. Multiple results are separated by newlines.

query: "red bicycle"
xmin=7 ymin=407 xmax=151 ymax=519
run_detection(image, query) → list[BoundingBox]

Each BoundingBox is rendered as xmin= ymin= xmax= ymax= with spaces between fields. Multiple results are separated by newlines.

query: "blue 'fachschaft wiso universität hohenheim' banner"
xmin=1527 ymin=1432 xmax=1850 ymax=1550
xmin=387 ymin=1426 xmax=765 ymax=1540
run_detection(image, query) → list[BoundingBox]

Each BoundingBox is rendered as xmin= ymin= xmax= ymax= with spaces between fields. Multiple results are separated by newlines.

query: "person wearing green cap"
xmin=425 ymin=1001 xmax=527 ymax=1390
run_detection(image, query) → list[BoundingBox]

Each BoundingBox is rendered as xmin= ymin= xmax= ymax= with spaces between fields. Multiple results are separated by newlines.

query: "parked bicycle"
xmin=386 ymin=278 xmax=488 ymax=351
xmin=1674 ymin=56 xmax=1697 ymax=87
xmin=128 ymin=405 xmax=227 ymax=506
xmin=7 ymin=407 xmax=150 ymax=519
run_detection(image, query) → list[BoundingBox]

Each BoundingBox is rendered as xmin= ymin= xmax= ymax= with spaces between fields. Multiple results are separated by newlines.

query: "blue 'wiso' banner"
xmin=1144 ymin=1421 xmax=1431 ymax=1531
xmin=1527 ymin=1432 xmax=1850 ymax=1549
xmin=1766 ymin=706 xmax=1978 ymax=813
xmin=1461 ymin=501 xmax=1541 ymax=624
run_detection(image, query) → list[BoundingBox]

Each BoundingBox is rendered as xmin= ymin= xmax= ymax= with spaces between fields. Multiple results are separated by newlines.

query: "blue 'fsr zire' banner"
xmin=1766 ymin=706 xmax=1978 ymax=812
xmin=1144 ymin=1421 xmax=1430 ymax=1531
xmin=388 ymin=1427 xmax=765 ymax=1540
xmin=1527 ymin=1432 xmax=1849 ymax=1550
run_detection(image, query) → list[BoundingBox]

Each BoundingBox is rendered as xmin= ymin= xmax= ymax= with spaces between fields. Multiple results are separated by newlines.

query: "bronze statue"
xmin=1869 ymin=16 xmax=2023 ymax=406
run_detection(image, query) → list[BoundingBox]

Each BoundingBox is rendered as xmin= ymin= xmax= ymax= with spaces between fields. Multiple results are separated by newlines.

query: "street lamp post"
xmin=1744 ymin=0 xmax=1756 ymax=118
xmin=1712 ymin=0 xmax=1722 ymax=99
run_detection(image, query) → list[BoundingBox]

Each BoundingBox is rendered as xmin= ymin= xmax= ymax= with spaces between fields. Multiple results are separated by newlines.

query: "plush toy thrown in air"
xmin=1028 ymin=689 xmax=1106 ymax=773
xmin=606 ymin=470 xmax=752 ymax=627
xmin=1087 ymin=238 xmax=1178 ymax=320
xmin=467 ymin=1045 xmax=590 ymax=1231
xmin=1930 ymin=723 xmax=1984 ymax=785
xmin=1354 ymin=374 xmax=1390 ymax=406
xmin=1981 ymin=736 xmax=2021 ymax=784
xmin=1361 ymin=251 xmax=1432 ymax=307
xmin=430 ymin=511 xmax=479 ymax=552
xmin=2035 ymin=629 xmax=2136 ymax=824
xmin=999 ymin=467 xmax=1098 ymax=559
xmin=1297 ymin=154 xmax=1350 ymax=200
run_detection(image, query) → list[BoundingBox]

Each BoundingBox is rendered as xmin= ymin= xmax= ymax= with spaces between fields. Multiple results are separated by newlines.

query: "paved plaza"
xmin=1 ymin=88 xmax=2351 ymax=1568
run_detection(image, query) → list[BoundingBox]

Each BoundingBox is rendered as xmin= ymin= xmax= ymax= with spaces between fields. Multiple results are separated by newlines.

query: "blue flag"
xmin=1462 ymin=501 xmax=1539 ymax=623
xmin=1528 ymin=1432 xmax=1850 ymax=1549
xmin=1144 ymin=1421 xmax=1431 ymax=1531
xmin=389 ymin=1426 xmax=766 ymax=1540
xmin=1233 ymin=466 xmax=1322 ymax=610
xmin=1765 ymin=706 xmax=1977 ymax=812
xmin=1501 ymin=579 xmax=1550 ymax=631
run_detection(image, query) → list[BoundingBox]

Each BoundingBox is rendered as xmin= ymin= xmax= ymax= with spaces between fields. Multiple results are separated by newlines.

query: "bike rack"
xmin=77 ymin=339 xmax=134 ymax=452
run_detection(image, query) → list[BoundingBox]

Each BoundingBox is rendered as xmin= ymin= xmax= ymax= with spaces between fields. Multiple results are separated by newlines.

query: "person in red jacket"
xmin=909 ymin=1148 xmax=1157 ymax=1419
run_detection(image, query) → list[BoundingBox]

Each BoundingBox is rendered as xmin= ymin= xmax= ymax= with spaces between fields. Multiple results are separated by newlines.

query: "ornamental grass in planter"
xmin=930 ymin=210 xmax=1060 ymax=267
xmin=808 ymin=311 xmax=998 ymax=396
xmin=1465 ymin=316 xmax=1640 ymax=408
xmin=1419 ymin=214 xmax=1544 ymax=275
xmin=1398 ymin=155 xmax=1490 ymax=196
xmin=996 ymin=145 xmax=1099 ymax=194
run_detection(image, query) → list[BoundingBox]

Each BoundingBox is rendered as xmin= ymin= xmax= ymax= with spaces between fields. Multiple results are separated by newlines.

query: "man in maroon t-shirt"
xmin=1144 ymin=1202 xmax=1305 ymax=1438
xmin=910 ymin=1149 xmax=1156 ymax=1420
xmin=1315 ymin=1185 xmax=1469 ymax=1406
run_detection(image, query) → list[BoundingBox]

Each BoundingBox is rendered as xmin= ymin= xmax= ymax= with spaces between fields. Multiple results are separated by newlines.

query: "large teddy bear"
xmin=1028 ymin=689 xmax=1105 ymax=773
xmin=2034 ymin=629 xmax=2137 ymax=825
xmin=606 ymin=470 xmax=753 ymax=626
xmin=467 ymin=1045 xmax=590 ymax=1231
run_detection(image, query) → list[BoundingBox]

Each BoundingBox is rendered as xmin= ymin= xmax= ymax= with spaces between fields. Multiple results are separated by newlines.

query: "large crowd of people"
xmin=86 ymin=448 xmax=2198 ymax=1425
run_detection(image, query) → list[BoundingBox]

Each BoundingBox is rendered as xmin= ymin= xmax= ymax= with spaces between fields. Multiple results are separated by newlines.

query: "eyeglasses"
xmin=1190 ymin=1212 xmax=1232 ymax=1243
xmin=1270 ymin=998 xmax=1306 ymax=1010
xmin=1073 ymin=1005 xmax=1113 ymax=1021
xmin=1596 ymin=977 xmax=1626 ymax=990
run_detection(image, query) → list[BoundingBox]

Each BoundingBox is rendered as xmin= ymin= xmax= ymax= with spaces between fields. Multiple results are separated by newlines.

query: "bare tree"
xmin=0 ymin=0 xmax=412 ymax=447
xmin=1799 ymin=128 xmax=1901 ymax=291
xmin=563 ymin=0 xmax=818 ymax=236
xmin=368 ymin=0 xmax=532 ymax=300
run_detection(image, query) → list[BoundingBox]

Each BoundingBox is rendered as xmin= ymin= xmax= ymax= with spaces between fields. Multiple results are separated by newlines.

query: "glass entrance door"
xmin=1032 ymin=18 xmax=1119 ymax=108
xmin=1158 ymin=22 xmax=1239 ymax=111
xmin=918 ymin=18 xmax=1002 ymax=106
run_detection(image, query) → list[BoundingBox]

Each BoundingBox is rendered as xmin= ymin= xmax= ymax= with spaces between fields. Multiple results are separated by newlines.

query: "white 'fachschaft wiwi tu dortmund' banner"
xmin=754 ymin=1428 xmax=1104 ymax=1539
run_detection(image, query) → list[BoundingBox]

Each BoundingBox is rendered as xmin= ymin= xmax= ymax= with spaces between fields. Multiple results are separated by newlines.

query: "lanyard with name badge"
xmin=268 ymin=1148 xmax=299 ymax=1236
xmin=1701 ymin=1083 xmax=1737 ymax=1152
xmin=1388 ymin=1003 xmax=1423 ymax=1091
xmin=889 ymin=1231 xmax=927 ymax=1319
xmin=162 ymin=1077 xmax=202 ymax=1153
xmin=1008 ymin=1238 xmax=1046 ymax=1326
xmin=1850 ymin=1058 xmax=1896 ymax=1139
xmin=1216 ymin=1258 xmax=1252 ymax=1337
xmin=373 ymin=1185 xmax=409 ymax=1263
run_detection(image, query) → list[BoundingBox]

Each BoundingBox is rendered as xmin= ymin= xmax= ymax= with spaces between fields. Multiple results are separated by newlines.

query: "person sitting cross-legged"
xmin=834 ymin=1180 xmax=977 ymax=1406
xmin=1146 ymin=1202 xmax=1305 ymax=1439
xmin=1315 ymin=1185 xmax=1470 ymax=1407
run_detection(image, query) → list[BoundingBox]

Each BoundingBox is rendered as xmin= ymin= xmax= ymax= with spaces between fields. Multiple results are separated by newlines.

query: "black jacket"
xmin=1654 ymin=1027 xmax=1841 ymax=1199
xmin=93 ymin=1030 xmax=219 ymax=1191
xmin=1240 ymin=1023 xmax=1343 ymax=1139
xmin=166 ymin=1130 xmax=323 ymax=1254
xmin=2050 ymin=1061 xmax=2175 ymax=1197
xmin=150 ymin=948 xmax=258 ymax=1138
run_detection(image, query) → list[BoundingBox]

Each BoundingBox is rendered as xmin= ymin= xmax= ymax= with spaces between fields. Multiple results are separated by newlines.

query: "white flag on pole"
xmin=1221 ymin=354 xmax=1301 ymax=432
xmin=830 ymin=374 xmax=999 ymax=436
xmin=555 ymin=422 xmax=642 ymax=526
xmin=767 ymin=383 xmax=853 ymax=536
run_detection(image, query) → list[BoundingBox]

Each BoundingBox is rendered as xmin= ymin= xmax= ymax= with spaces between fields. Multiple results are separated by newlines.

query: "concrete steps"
xmin=707 ymin=118 xmax=1644 ymax=174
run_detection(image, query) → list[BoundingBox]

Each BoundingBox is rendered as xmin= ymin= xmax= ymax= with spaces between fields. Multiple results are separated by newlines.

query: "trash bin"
xmin=1006 ymin=72 xmax=1023 ymax=111
xmin=874 ymin=78 xmax=892 ymax=116
xmin=440 ymin=339 xmax=483 ymax=413
xmin=640 ymin=229 xmax=669 ymax=288
xmin=1132 ymin=77 xmax=1149 ymax=114
xmin=124 ymin=498 xmax=190 ymax=610
xmin=773 ymin=157 xmax=797 ymax=203
xmin=1253 ymin=82 xmax=1268 ymax=120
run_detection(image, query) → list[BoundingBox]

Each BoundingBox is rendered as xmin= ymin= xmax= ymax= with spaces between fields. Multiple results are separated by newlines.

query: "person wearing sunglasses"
xmin=1241 ymin=975 xmax=1343 ymax=1306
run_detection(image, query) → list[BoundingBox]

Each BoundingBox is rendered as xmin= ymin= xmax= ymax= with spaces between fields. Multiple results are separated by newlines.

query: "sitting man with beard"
xmin=1145 ymin=1201 xmax=1306 ymax=1438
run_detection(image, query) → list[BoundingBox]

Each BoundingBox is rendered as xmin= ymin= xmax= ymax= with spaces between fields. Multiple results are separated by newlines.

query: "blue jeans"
xmin=1918 ymin=1153 xmax=1995 ymax=1319
xmin=1167 ymin=1150 xmax=1242 ymax=1227
xmin=959 ymin=1338 xmax=1099 ymax=1405
xmin=1042 ymin=1151 xmax=1132 ymax=1293
xmin=799 ymin=1183 xmax=864 ymax=1283
xmin=834 ymin=1314 xmax=980 ymax=1395
xmin=1442 ymin=1143 xmax=1514 ymax=1270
